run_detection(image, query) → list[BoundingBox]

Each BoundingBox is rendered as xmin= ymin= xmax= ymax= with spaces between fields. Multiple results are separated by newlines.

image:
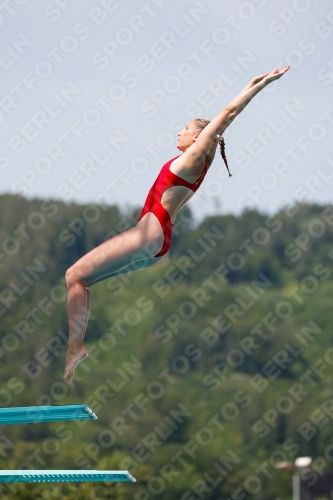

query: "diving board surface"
xmin=0 ymin=470 xmax=136 ymax=483
xmin=0 ymin=404 xmax=97 ymax=425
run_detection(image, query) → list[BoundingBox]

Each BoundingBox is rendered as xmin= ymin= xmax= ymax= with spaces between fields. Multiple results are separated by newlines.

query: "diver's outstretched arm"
xmin=190 ymin=66 xmax=290 ymax=157
xmin=240 ymin=71 xmax=270 ymax=94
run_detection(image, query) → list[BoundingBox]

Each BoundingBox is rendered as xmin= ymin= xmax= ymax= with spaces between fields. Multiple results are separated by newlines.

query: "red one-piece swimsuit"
xmin=138 ymin=155 xmax=209 ymax=257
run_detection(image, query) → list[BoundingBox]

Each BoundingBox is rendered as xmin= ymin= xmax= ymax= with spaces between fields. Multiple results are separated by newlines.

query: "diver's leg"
xmin=64 ymin=213 xmax=164 ymax=384
xmin=88 ymin=255 xmax=166 ymax=286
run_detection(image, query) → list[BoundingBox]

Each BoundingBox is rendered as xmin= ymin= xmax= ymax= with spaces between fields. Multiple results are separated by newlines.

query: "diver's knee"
xmin=65 ymin=266 xmax=89 ymax=288
xmin=65 ymin=268 xmax=74 ymax=287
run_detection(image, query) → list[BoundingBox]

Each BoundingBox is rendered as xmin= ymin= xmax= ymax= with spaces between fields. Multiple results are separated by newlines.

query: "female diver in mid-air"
xmin=64 ymin=65 xmax=290 ymax=384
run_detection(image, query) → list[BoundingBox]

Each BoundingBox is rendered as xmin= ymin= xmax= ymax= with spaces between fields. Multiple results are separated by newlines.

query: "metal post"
xmin=293 ymin=472 xmax=301 ymax=500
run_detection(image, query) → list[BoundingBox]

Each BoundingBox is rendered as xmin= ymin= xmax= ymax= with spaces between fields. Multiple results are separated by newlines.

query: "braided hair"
xmin=218 ymin=135 xmax=232 ymax=178
xmin=193 ymin=118 xmax=232 ymax=177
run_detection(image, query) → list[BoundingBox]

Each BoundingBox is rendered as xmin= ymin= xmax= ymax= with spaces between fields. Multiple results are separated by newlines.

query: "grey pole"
xmin=293 ymin=472 xmax=301 ymax=500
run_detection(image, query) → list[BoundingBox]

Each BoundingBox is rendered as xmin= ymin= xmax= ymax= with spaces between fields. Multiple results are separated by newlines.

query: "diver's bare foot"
xmin=64 ymin=346 xmax=88 ymax=385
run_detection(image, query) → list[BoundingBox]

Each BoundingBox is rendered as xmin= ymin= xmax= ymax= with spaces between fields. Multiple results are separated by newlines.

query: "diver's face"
xmin=177 ymin=121 xmax=198 ymax=152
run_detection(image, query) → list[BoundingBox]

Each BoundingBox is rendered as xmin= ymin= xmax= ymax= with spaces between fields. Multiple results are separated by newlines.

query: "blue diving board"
xmin=0 ymin=470 xmax=136 ymax=483
xmin=0 ymin=404 xmax=97 ymax=425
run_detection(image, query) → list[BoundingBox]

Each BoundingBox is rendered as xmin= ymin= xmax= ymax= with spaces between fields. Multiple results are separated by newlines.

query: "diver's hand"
xmin=264 ymin=65 xmax=290 ymax=85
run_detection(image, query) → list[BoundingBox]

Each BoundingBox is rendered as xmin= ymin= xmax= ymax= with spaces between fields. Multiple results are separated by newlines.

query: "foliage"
xmin=1 ymin=195 xmax=333 ymax=500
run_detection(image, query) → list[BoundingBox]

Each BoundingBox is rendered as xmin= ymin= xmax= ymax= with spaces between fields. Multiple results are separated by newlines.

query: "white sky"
xmin=1 ymin=0 xmax=332 ymax=220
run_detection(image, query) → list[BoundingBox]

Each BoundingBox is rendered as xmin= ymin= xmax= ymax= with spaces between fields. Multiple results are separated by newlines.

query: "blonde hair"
xmin=193 ymin=118 xmax=232 ymax=177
